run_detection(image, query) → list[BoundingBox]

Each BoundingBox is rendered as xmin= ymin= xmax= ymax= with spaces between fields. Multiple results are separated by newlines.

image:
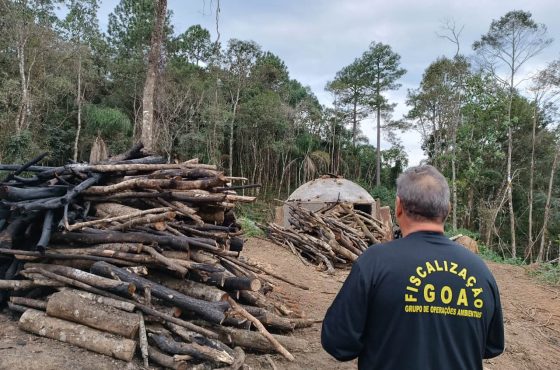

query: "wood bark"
xmin=0 ymin=186 xmax=66 ymax=201
xmin=9 ymin=296 xmax=47 ymax=310
xmin=138 ymin=311 xmax=149 ymax=367
xmin=0 ymin=279 xmax=61 ymax=290
xmin=150 ymin=333 xmax=235 ymax=365
xmin=157 ymin=276 xmax=228 ymax=302
xmin=141 ymin=0 xmax=167 ymax=151
xmin=67 ymin=207 xmax=171 ymax=231
xmin=57 ymin=288 xmax=136 ymax=312
xmin=148 ymin=345 xmax=189 ymax=370
xmin=90 ymin=261 xmax=229 ymax=324
xmin=24 ymin=263 xmax=136 ymax=296
xmin=46 ymin=290 xmax=139 ymax=338
xmin=226 ymin=297 xmax=294 ymax=361
xmin=84 ymin=177 xmax=226 ymax=195
xmin=19 ymin=309 xmax=137 ymax=361
xmin=538 ymin=145 xmax=559 ymax=262
xmin=27 ymin=266 xmax=219 ymax=339
xmin=208 ymin=324 xmax=310 ymax=353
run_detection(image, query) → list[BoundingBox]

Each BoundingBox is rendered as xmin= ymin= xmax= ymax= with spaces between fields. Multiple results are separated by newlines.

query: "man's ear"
xmin=395 ymin=196 xmax=403 ymax=218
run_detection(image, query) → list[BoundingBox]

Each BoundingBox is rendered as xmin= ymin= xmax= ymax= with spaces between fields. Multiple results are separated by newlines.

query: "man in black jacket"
xmin=321 ymin=165 xmax=504 ymax=370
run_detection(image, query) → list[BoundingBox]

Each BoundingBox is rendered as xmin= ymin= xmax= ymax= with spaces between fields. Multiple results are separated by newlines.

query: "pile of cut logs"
xmin=263 ymin=203 xmax=392 ymax=274
xmin=0 ymin=144 xmax=310 ymax=369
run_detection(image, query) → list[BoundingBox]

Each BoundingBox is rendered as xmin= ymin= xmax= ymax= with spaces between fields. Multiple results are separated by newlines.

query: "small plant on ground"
xmin=237 ymin=216 xmax=265 ymax=237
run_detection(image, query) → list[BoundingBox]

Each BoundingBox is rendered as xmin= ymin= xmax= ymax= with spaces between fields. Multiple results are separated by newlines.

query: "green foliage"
xmin=3 ymin=130 xmax=35 ymax=163
xmin=528 ymin=263 xmax=560 ymax=286
xmin=236 ymin=201 xmax=276 ymax=224
xmin=365 ymin=185 xmax=396 ymax=210
xmin=478 ymin=244 xmax=524 ymax=265
xmin=83 ymin=104 xmax=132 ymax=137
xmin=237 ymin=216 xmax=265 ymax=238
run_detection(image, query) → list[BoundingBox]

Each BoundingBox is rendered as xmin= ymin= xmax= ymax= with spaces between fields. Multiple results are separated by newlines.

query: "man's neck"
xmin=401 ymin=222 xmax=444 ymax=237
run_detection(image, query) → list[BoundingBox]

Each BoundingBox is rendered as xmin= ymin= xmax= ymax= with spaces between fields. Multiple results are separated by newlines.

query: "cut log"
xmin=90 ymin=261 xmax=229 ymax=324
xmin=57 ymin=288 xmax=136 ymax=312
xmin=149 ymin=333 xmax=234 ymax=365
xmin=227 ymin=297 xmax=294 ymax=361
xmin=108 ymin=211 xmax=176 ymax=231
xmin=46 ymin=290 xmax=139 ymax=338
xmin=67 ymin=207 xmax=171 ymax=231
xmin=51 ymin=230 xmax=233 ymax=256
xmin=164 ymin=322 xmax=234 ymax=357
xmin=36 ymin=210 xmax=55 ymax=250
xmin=223 ymin=277 xmax=262 ymax=292
xmin=208 ymin=325 xmax=310 ymax=353
xmin=19 ymin=309 xmax=137 ymax=361
xmin=24 ymin=263 xmax=136 ymax=296
xmin=95 ymin=202 xmax=141 ymax=218
xmin=9 ymin=297 xmax=47 ymax=310
xmin=148 ymin=345 xmax=189 ymax=370
xmin=84 ymin=176 xmax=226 ymax=195
xmin=26 ymin=267 xmax=220 ymax=340
xmin=156 ymin=276 xmax=228 ymax=302
xmin=0 ymin=186 xmax=66 ymax=201
xmin=138 ymin=311 xmax=149 ymax=367
xmin=0 ymin=279 xmax=62 ymax=290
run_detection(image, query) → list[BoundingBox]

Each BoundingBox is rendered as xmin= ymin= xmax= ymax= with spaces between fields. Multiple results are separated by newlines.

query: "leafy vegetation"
xmin=0 ymin=3 xmax=559 ymax=264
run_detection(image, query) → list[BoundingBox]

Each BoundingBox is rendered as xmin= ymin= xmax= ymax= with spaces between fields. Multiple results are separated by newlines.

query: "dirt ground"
xmin=1 ymin=237 xmax=559 ymax=370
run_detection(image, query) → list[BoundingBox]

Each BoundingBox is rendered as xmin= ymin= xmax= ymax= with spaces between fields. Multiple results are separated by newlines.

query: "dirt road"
xmin=241 ymin=238 xmax=560 ymax=370
xmin=0 ymin=237 xmax=559 ymax=369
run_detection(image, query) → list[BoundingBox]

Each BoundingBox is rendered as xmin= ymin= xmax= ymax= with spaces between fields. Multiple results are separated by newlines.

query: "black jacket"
xmin=321 ymin=231 xmax=504 ymax=370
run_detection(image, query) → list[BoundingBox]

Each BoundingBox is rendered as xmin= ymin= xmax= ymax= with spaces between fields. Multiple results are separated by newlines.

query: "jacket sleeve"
xmin=484 ymin=280 xmax=505 ymax=358
xmin=321 ymin=262 xmax=370 ymax=361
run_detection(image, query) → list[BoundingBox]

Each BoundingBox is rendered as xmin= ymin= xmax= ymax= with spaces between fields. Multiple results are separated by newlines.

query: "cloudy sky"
xmin=98 ymin=0 xmax=560 ymax=165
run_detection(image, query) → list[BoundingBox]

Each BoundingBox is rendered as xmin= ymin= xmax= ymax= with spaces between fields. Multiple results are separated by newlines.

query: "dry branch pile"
xmin=0 ymin=144 xmax=310 ymax=369
xmin=263 ymin=203 xmax=392 ymax=274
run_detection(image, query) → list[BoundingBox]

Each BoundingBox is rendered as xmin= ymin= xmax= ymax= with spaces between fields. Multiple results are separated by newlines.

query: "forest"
xmin=0 ymin=0 xmax=559 ymax=263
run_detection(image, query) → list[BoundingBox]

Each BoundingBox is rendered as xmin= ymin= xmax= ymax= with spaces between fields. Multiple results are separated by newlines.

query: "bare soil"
xmin=1 ymin=237 xmax=559 ymax=370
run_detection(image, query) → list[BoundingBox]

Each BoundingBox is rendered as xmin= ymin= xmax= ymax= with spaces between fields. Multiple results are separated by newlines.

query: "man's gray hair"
xmin=396 ymin=165 xmax=450 ymax=221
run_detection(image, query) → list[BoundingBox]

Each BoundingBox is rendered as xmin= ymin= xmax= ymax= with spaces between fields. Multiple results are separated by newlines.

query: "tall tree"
xmin=526 ymin=61 xmax=560 ymax=260
xmin=222 ymin=39 xmax=261 ymax=175
xmin=361 ymin=42 xmax=406 ymax=186
xmin=326 ymin=59 xmax=369 ymax=147
xmin=140 ymin=0 xmax=167 ymax=151
xmin=473 ymin=10 xmax=552 ymax=256
xmin=173 ymin=24 xmax=212 ymax=66
xmin=62 ymin=0 xmax=101 ymax=161
xmin=406 ymin=56 xmax=469 ymax=230
xmin=2 ymin=0 xmax=56 ymax=136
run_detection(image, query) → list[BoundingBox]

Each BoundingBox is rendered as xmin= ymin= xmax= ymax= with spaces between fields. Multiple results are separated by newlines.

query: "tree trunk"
xmin=229 ymin=88 xmax=240 ymax=176
xmin=141 ymin=0 xmax=167 ymax=151
xmin=16 ymin=38 xmax=30 ymax=134
xmin=506 ymin=72 xmax=516 ymax=257
xmin=538 ymin=145 xmax=559 ymax=262
xmin=526 ymin=102 xmax=538 ymax=261
xmin=376 ymin=105 xmax=381 ymax=187
xmin=352 ymin=99 xmax=357 ymax=147
xmin=451 ymin=137 xmax=457 ymax=232
xmin=73 ymin=52 xmax=82 ymax=162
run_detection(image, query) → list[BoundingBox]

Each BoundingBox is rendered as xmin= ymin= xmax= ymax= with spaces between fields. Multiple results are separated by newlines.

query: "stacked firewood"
xmin=263 ymin=203 xmax=392 ymax=274
xmin=0 ymin=144 xmax=310 ymax=369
